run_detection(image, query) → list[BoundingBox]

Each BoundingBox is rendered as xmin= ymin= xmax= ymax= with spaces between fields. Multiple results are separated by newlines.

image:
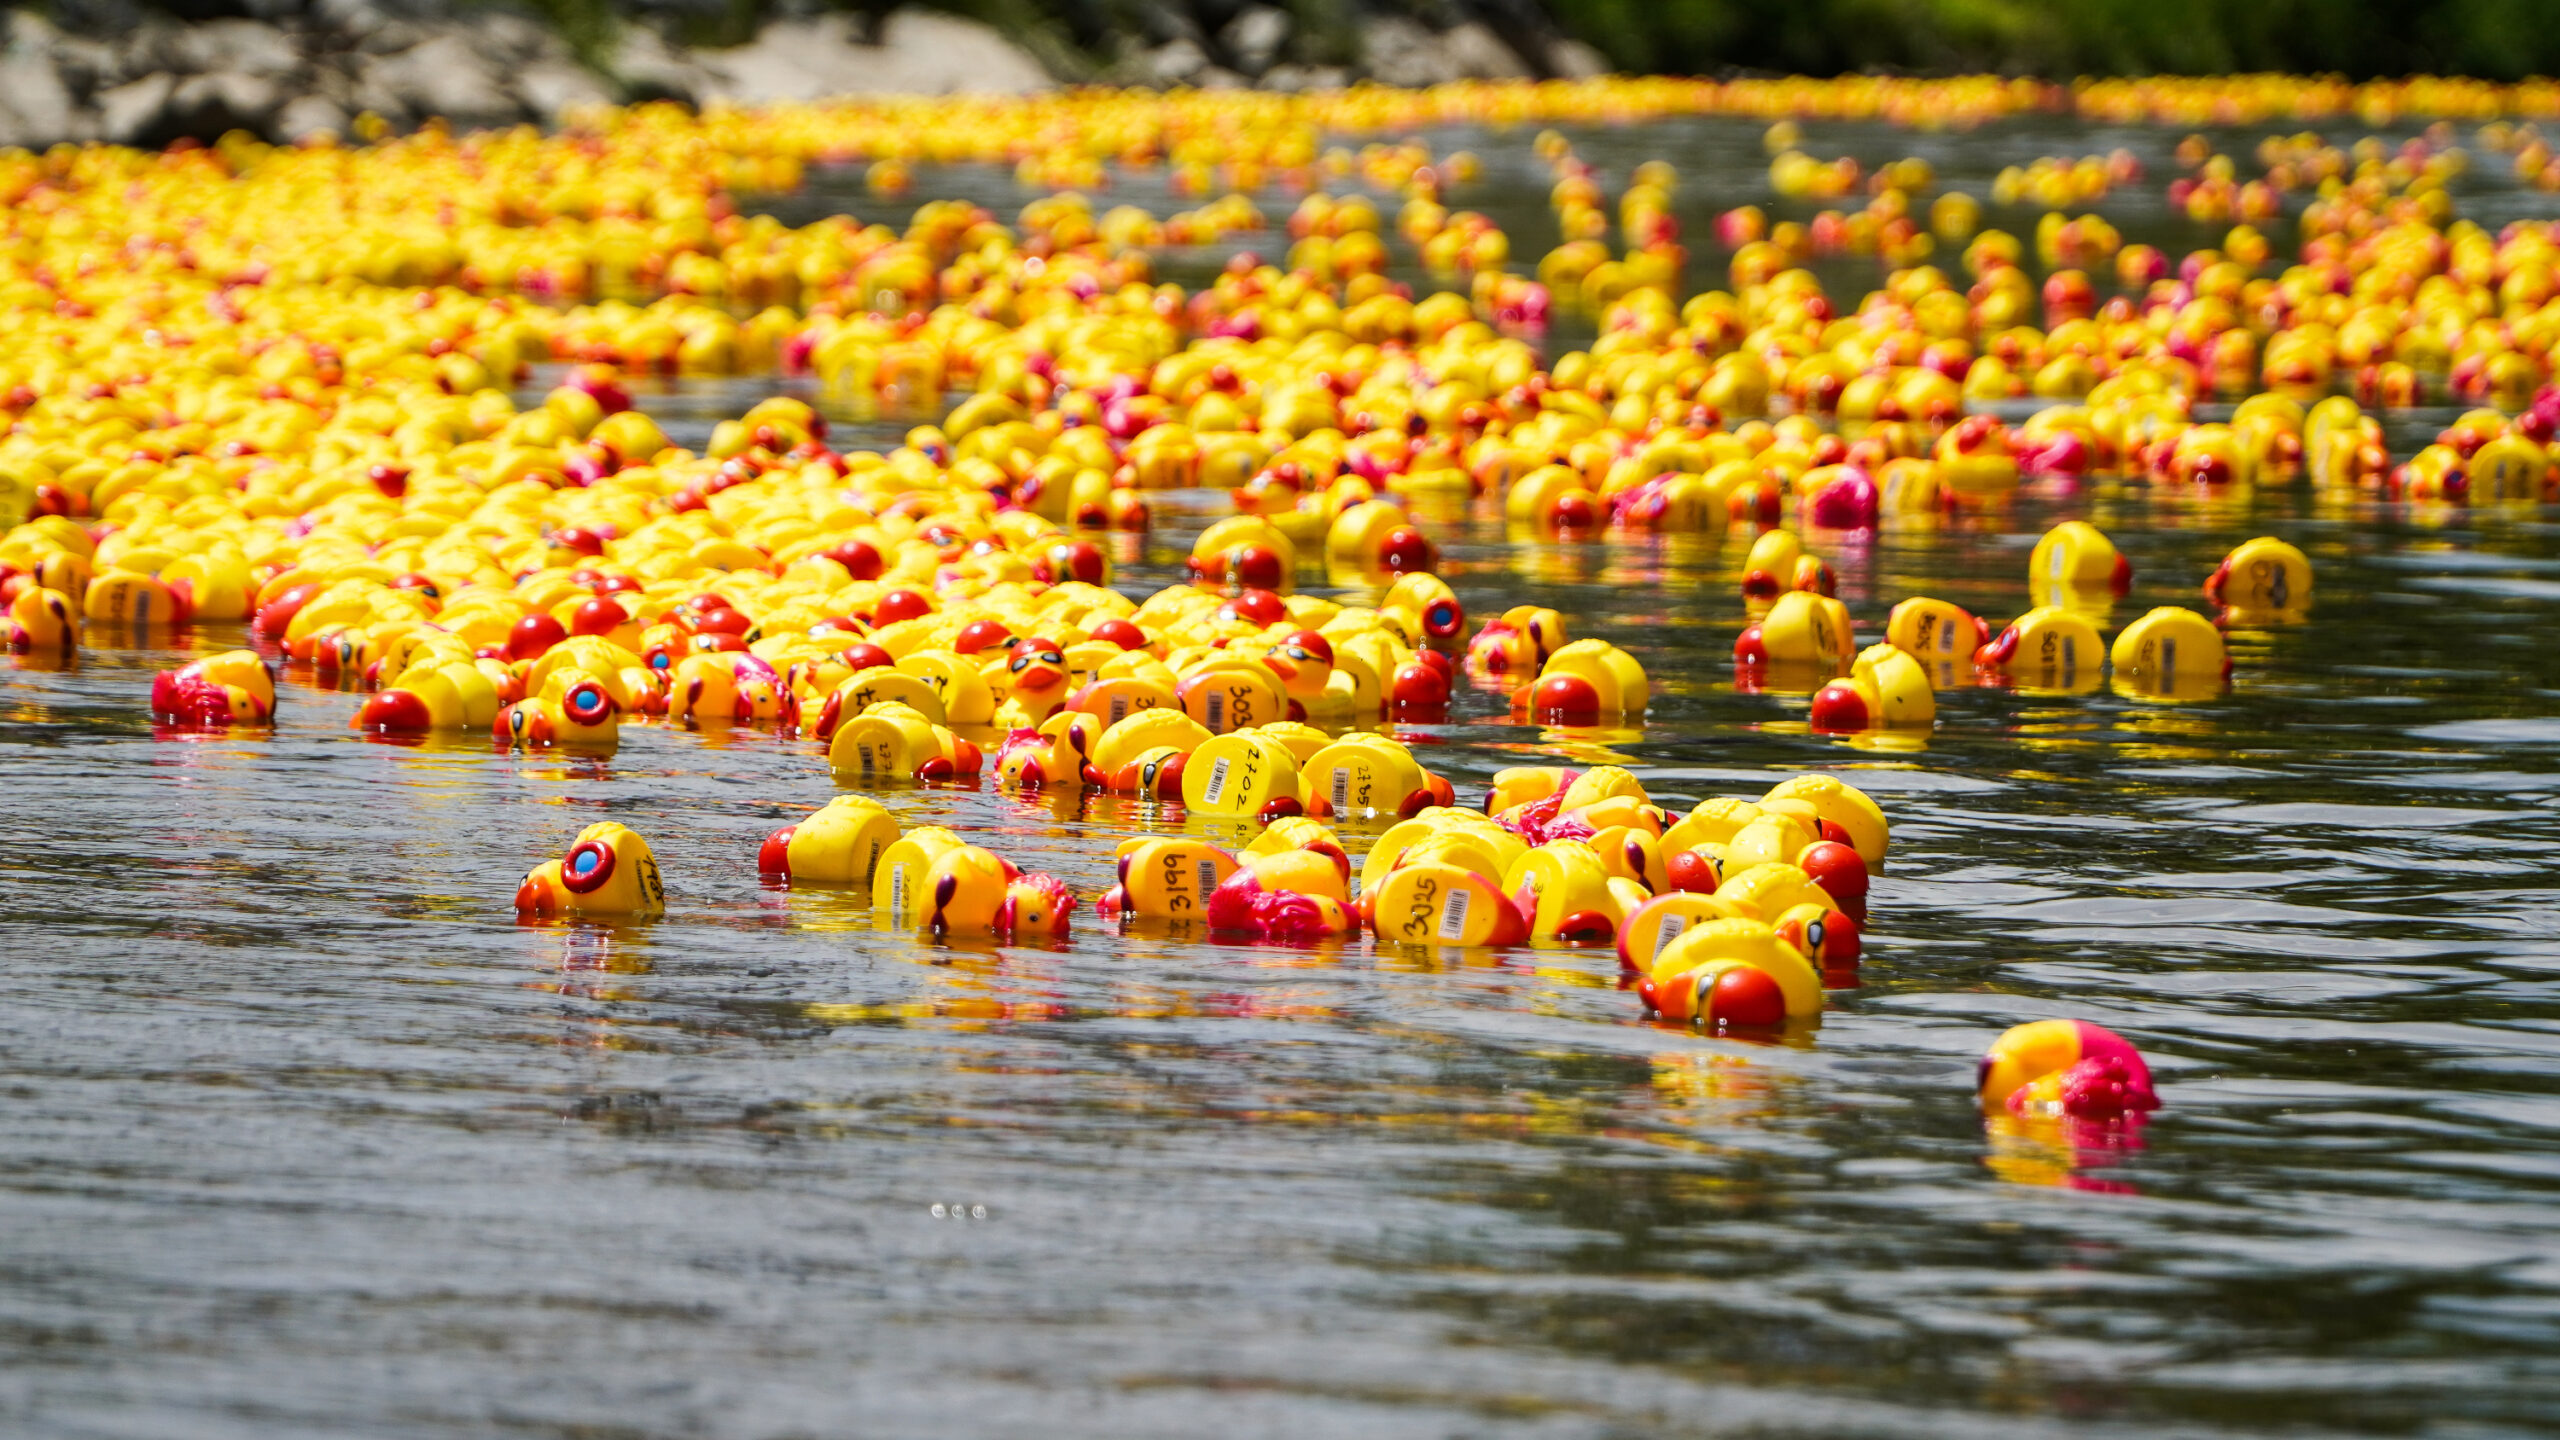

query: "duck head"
xmin=517 ymin=822 xmax=666 ymax=918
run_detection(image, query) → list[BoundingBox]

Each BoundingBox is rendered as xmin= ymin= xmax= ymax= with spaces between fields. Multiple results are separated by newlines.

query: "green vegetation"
xmin=1550 ymin=0 xmax=2560 ymax=80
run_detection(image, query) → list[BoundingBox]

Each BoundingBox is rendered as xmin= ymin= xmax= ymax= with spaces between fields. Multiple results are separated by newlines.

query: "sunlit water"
xmin=7 ymin=114 xmax=2560 ymax=1438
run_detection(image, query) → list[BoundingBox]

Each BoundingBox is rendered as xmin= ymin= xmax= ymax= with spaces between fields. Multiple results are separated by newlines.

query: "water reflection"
xmin=10 ymin=117 xmax=2560 ymax=1440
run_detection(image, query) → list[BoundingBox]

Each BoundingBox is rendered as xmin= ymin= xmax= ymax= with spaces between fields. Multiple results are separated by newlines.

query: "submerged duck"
xmin=151 ymin=649 xmax=276 ymax=727
xmin=1977 ymin=1019 xmax=2159 ymax=1120
xmin=516 ymin=822 xmax=666 ymax=918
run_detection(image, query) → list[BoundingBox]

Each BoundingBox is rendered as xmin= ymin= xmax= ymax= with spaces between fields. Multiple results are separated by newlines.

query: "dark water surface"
xmin=7 ymin=115 xmax=2560 ymax=1438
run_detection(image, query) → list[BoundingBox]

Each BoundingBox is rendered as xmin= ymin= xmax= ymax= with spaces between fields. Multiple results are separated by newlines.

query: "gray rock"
xmin=1359 ymin=17 xmax=1453 ymax=87
xmin=0 ymin=54 xmax=80 ymax=141
xmin=113 ymin=18 xmax=187 ymax=85
xmin=97 ymin=71 xmax=174 ymax=145
xmin=7 ymin=14 xmax=106 ymax=103
xmin=516 ymin=58 xmax=612 ymax=123
xmin=1442 ymin=23 xmax=1532 ymax=79
xmin=612 ymin=26 xmax=715 ymax=103
xmin=1142 ymin=37 xmax=1209 ymax=86
xmin=1549 ymin=39 xmax=1610 ymax=78
xmin=364 ymin=33 xmax=523 ymax=124
xmin=469 ymin=13 xmax=560 ymax=65
xmin=696 ymin=11 xmax=1048 ymax=102
xmin=1195 ymin=65 xmax=1248 ymax=90
xmin=355 ymin=20 xmax=432 ymax=57
xmin=698 ymin=14 xmax=860 ymax=104
xmin=173 ymin=19 xmax=299 ymax=79
xmin=277 ymin=94 xmax=349 ymax=141
xmin=870 ymin=10 xmax=1049 ymax=94
xmin=1220 ymin=6 xmax=1290 ymax=75
xmin=169 ymin=69 xmax=283 ymax=135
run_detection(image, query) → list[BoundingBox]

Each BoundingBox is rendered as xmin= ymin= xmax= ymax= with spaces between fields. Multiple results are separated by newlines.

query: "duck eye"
xmin=564 ymin=684 xmax=612 ymax=726
xmin=561 ymin=839 xmax=617 ymax=894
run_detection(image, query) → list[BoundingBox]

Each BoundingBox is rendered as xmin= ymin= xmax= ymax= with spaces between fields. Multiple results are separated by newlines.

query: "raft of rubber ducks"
xmin=17 ymin=69 xmax=2560 ymax=1129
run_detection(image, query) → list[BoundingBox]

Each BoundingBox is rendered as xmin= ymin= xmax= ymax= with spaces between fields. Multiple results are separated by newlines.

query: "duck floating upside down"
xmin=1734 ymin=591 xmax=1856 ymax=678
xmin=1809 ymin=641 xmax=1936 ymax=732
xmin=7 ymin=586 xmax=77 ymax=661
xmin=1464 ymin=605 xmax=1567 ymax=676
xmin=1095 ymin=837 xmax=1239 ymax=923
xmin=1636 ymin=917 xmax=1825 ymax=1029
xmin=2029 ymin=520 xmax=2133 ymax=604
xmin=758 ymin=795 xmax=902 ymax=886
xmin=869 ymin=828 xmax=1073 ymax=941
xmin=152 ymin=649 xmax=277 ymax=727
xmin=2203 ymin=535 xmax=2313 ymax=621
xmin=1511 ymin=639 xmax=1649 ymax=724
xmin=516 ymin=822 xmax=666 ymax=918
xmin=994 ymin=710 xmax=1106 ymax=791
xmin=1978 ymin=1019 xmax=2159 ymax=1120
xmin=1203 ymin=848 xmax=1361 ymax=941
xmin=828 ymin=701 xmax=984 ymax=783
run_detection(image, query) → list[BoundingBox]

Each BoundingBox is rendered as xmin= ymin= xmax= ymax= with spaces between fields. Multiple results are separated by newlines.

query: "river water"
xmin=5 ymin=114 xmax=2560 ymax=1438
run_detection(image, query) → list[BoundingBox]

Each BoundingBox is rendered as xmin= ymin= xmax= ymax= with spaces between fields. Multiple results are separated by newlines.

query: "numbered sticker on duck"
xmin=1436 ymin=884 xmax=1471 ymax=941
xmin=1181 ymin=734 xmax=1300 ymax=818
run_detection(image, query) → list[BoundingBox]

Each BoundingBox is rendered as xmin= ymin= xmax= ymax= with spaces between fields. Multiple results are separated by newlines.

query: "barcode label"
xmin=1437 ymin=885 xmax=1471 ymax=940
xmin=1331 ymin=767 xmax=1348 ymax=813
xmin=1203 ymin=756 xmax=1231 ymax=805
xmin=2160 ymin=638 xmax=2176 ymax=674
xmin=861 ymin=841 xmax=881 ymax=885
xmin=1197 ymin=860 xmax=1219 ymax=899
xmin=2061 ymin=637 xmax=2077 ymax=670
xmin=1654 ymin=913 xmax=1685 ymax=954
xmin=889 ymin=864 xmax=907 ymax=921
xmin=1109 ymin=695 xmax=1129 ymax=724
xmin=1206 ymin=692 xmax=1224 ymax=730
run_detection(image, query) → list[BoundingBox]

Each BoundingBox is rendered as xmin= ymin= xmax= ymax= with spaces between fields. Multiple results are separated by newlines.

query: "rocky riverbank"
xmin=0 ymin=3 xmax=1606 ymax=149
